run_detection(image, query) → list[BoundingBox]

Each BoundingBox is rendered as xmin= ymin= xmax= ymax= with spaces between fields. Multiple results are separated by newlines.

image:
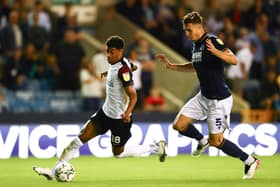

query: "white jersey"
xmin=102 ymin=57 xmax=134 ymax=119
xmin=80 ymin=69 xmax=103 ymax=98
xmin=227 ymin=47 xmax=253 ymax=79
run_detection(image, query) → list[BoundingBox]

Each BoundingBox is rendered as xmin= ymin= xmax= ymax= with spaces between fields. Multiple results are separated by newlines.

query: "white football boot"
xmin=192 ymin=141 xmax=209 ymax=157
xmin=33 ymin=166 xmax=54 ymax=180
xmin=242 ymin=158 xmax=260 ymax=179
xmin=155 ymin=140 xmax=167 ymax=162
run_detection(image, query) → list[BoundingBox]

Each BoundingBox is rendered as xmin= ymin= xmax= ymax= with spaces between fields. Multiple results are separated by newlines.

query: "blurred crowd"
xmin=116 ymin=0 xmax=280 ymax=110
xmin=0 ymin=0 xmax=279 ymax=113
xmin=0 ymin=0 xmax=91 ymax=112
xmin=0 ymin=0 xmax=167 ymax=112
xmin=0 ymin=0 xmax=85 ymax=91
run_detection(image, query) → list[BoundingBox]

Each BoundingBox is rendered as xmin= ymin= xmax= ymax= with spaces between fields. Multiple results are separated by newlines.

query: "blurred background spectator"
xmin=55 ymin=1 xmax=74 ymax=42
xmin=0 ymin=10 xmax=23 ymax=57
xmin=27 ymin=0 xmax=51 ymax=32
xmin=2 ymin=48 xmax=27 ymax=90
xmin=226 ymin=40 xmax=256 ymax=97
xmin=144 ymin=87 xmax=166 ymax=112
xmin=128 ymin=48 xmax=143 ymax=111
xmin=79 ymin=57 xmax=103 ymax=112
xmin=131 ymin=35 xmax=156 ymax=98
xmin=260 ymin=70 xmax=279 ymax=109
xmin=51 ymin=29 xmax=85 ymax=91
xmin=0 ymin=92 xmax=8 ymax=113
xmin=27 ymin=12 xmax=50 ymax=50
xmin=91 ymin=46 xmax=109 ymax=78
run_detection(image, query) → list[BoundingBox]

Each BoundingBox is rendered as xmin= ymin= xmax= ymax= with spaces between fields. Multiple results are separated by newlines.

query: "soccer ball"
xmin=54 ymin=162 xmax=75 ymax=182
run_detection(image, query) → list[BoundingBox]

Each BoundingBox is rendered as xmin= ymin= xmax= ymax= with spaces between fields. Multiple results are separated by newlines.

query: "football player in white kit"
xmin=156 ymin=11 xmax=259 ymax=179
xmin=33 ymin=36 xmax=166 ymax=180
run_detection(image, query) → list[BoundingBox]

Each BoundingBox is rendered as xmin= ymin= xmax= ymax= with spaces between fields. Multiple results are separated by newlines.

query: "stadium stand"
xmin=0 ymin=0 xmax=279 ymax=121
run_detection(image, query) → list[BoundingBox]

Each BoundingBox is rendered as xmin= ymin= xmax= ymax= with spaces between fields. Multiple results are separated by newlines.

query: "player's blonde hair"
xmin=183 ymin=11 xmax=203 ymax=25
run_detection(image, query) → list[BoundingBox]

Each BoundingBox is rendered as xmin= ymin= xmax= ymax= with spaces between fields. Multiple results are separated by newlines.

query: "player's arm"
xmin=206 ymin=39 xmax=238 ymax=65
xmin=156 ymin=54 xmax=194 ymax=72
xmin=118 ymin=66 xmax=137 ymax=123
xmin=122 ymin=85 xmax=137 ymax=123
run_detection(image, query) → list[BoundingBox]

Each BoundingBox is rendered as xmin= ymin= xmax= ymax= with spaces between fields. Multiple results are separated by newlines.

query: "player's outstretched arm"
xmin=156 ymin=54 xmax=194 ymax=72
xmin=206 ymin=39 xmax=238 ymax=65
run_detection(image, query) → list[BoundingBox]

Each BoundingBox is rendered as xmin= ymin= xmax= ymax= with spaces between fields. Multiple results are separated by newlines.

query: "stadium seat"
xmin=30 ymin=99 xmax=50 ymax=112
xmin=34 ymin=91 xmax=54 ymax=100
xmin=15 ymin=91 xmax=34 ymax=100
xmin=54 ymin=91 xmax=74 ymax=98
xmin=10 ymin=98 xmax=31 ymax=113
xmin=49 ymin=98 xmax=82 ymax=112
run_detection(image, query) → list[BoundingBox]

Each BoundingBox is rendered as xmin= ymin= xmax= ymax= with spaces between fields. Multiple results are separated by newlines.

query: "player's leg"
xmin=207 ymin=96 xmax=260 ymax=179
xmin=173 ymin=93 xmax=209 ymax=156
xmin=33 ymin=110 xmax=106 ymax=180
xmin=115 ymin=141 xmax=167 ymax=161
xmin=173 ymin=114 xmax=209 ymax=156
xmin=59 ymin=120 xmax=99 ymax=162
xmin=58 ymin=109 xmax=108 ymax=163
xmin=208 ymin=133 xmax=260 ymax=179
xmin=33 ymin=119 xmax=100 ymax=180
xmin=110 ymin=118 xmax=167 ymax=161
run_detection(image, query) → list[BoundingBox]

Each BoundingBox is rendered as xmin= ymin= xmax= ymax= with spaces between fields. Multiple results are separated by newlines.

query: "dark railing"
xmin=0 ymin=111 xmax=242 ymax=124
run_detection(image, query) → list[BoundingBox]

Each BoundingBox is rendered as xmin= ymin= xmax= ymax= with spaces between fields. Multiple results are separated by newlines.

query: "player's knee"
xmin=79 ymin=132 xmax=96 ymax=143
xmin=172 ymin=123 xmax=184 ymax=131
xmin=112 ymin=146 xmax=124 ymax=156
xmin=112 ymin=150 xmax=122 ymax=156
xmin=208 ymin=137 xmax=224 ymax=147
xmin=78 ymin=121 xmax=98 ymax=143
xmin=113 ymin=150 xmax=122 ymax=156
xmin=172 ymin=121 xmax=191 ymax=132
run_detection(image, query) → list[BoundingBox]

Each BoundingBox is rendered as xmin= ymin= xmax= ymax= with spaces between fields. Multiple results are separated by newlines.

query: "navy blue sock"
xmin=179 ymin=124 xmax=203 ymax=141
xmin=218 ymin=139 xmax=248 ymax=161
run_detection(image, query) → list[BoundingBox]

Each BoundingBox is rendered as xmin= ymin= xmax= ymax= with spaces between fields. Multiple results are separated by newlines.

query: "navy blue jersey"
xmin=192 ymin=33 xmax=231 ymax=100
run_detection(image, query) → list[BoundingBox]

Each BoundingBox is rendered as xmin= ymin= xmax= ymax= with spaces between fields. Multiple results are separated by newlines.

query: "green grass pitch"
xmin=0 ymin=155 xmax=279 ymax=187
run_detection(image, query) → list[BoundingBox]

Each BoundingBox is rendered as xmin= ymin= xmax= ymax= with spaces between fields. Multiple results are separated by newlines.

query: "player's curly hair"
xmin=106 ymin=35 xmax=125 ymax=49
xmin=183 ymin=11 xmax=204 ymax=25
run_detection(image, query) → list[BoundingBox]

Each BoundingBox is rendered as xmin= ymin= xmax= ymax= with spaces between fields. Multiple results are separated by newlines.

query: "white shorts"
xmin=178 ymin=92 xmax=233 ymax=134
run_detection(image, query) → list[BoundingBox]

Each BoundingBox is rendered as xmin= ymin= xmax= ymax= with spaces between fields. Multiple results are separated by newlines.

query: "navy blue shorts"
xmin=90 ymin=109 xmax=132 ymax=147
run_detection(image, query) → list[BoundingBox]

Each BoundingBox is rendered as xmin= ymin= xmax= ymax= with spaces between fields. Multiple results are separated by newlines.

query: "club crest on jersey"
xmin=216 ymin=38 xmax=224 ymax=45
xmin=122 ymin=72 xmax=130 ymax=81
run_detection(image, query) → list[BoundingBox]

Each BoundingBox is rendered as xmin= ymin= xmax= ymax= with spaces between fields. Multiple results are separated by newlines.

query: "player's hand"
xmin=130 ymin=63 xmax=138 ymax=72
xmin=206 ymin=39 xmax=218 ymax=54
xmin=101 ymin=71 xmax=108 ymax=79
xmin=132 ymin=65 xmax=138 ymax=72
xmin=156 ymin=54 xmax=171 ymax=69
xmin=121 ymin=113 xmax=131 ymax=123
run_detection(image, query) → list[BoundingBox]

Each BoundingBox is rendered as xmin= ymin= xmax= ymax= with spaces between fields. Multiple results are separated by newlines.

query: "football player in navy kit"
xmin=157 ymin=11 xmax=259 ymax=179
xmin=33 ymin=36 xmax=167 ymax=180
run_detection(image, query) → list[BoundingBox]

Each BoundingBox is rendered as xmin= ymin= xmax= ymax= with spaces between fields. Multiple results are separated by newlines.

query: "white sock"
xmin=117 ymin=145 xmax=153 ymax=158
xmin=199 ymin=137 xmax=208 ymax=145
xmin=59 ymin=137 xmax=83 ymax=162
xmin=244 ymin=155 xmax=255 ymax=165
